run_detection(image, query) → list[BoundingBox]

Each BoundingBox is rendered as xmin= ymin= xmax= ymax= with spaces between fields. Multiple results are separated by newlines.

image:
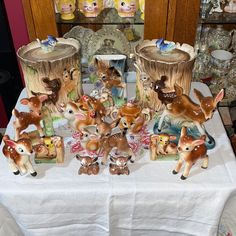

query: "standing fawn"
xmin=173 ymin=127 xmax=208 ymax=180
xmin=12 ymin=95 xmax=48 ymax=140
xmin=2 ymin=135 xmax=37 ymax=176
xmin=158 ymin=84 xmax=224 ymax=142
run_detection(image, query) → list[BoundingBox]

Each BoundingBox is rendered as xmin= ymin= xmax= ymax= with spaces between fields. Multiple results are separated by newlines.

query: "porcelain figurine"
xmin=58 ymin=0 xmax=76 ymax=20
xmin=153 ymin=76 xmax=177 ymax=105
xmin=79 ymin=0 xmax=103 ymax=17
xmin=2 ymin=135 xmax=37 ymax=176
xmin=157 ymin=84 xmax=224 ymax=143
xmin=34 ymin=136 xmax=64 ymax=163
xmin=150 ymin=134 xmax=177 ymax=161
xmin=139 ymin=0 xmax=145 ymax=20
xmin=99 ymin=131 xmax=135 ymax=165
xmin=172 ymin=127 xmax=208 ymax=180
xmin=36 ymin=35 xmax=58 ymax=52
xmin=209 ymin=0 xmax=223 ymax=14
xmin=224 ymin=0 xmax=236 ymax=12
xmin=114 ymin=0 xmax=138 ymax=17
xmin=156 ymin=38 xmax=176 ymax=54
xmin=41 ymin=106 xmax=55 ymax=137
xmin=76 ymin=155 xmax=99 ymax=175
xmin=12 ymin=95 xmax=48 ymax=140
xmin=111 ymin=102 xmax=151 ymax=134
xmin=109 ymin=155 xmax=131 ymax=175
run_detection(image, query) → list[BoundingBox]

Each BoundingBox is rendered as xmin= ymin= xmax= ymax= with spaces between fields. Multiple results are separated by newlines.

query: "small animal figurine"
xmin=12 ymin=95 xmax=48 ymax=140
xmin=79 ymin=0 xmax=103 ymax=17
xmin=157 ymin=84 xmax=224 ymax=143
xmin=173 ymin=127 xmax=208 ymax=180
xmin=150 ymin=133 xmax=177 ymax=160
xmin=58 ymin=0 xmax=76 ymax=20
xmin=156 ymin=38 xmax=176 ymax=53
xmin=76 ymin=155 xmax=99 ymax=175
xmin=2 ymin=135 xmax=37 ymax=176
xmin=109 ymin=155 xmax=131 ymax=175
xmin=224 ymin=0 xmax=236 ymax=12
xmin=99 ymin=131 xmax=135 ymax=165
xmin=134 ymin=63 xmax=152 ymax=91
xmin=114 ymin=0 xmax=138 ymax=17
xmin=153 ymin=76 xmax=177 ymax=105
xmin=37 ymin=35 xmax=58 ymax=52
xmin=209 ymin=0 xmax=223 ymax=14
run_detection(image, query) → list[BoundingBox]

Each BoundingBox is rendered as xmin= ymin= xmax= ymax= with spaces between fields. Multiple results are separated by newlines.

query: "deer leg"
xmin=101 ymin=148 xmax=112 ymax=165
xmin=25 ymin=160 xmax=37 ymax=177
xmin=128 ymin=148 xmax=135 ymax=163
xmin=201 ymin=155 xmax=209 ymax=169
xmin=157 ymin=110 xmax=168 ymax=132
xmin=172 ymin=158 xmax=183 ymax=175
xmin=9 ymin=159 xmax=20 ymax=175
xmin=181 ymin=162 xmax=193 ymax=180
xmin=19 ymin=164 xmax=27 ymax=175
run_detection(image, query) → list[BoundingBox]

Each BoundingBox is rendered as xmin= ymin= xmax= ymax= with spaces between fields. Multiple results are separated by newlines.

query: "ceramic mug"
xmin=210 ymin=50 xmax=234 ymax=69
xmin=114 ymin=0 xmax=138 ymax=17
xmin=78 ymin=0 xmax=103 ymax=17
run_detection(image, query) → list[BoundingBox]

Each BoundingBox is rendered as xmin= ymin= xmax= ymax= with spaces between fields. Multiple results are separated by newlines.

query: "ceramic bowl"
xmin=210 ymin=50 xmax=234 ymax=69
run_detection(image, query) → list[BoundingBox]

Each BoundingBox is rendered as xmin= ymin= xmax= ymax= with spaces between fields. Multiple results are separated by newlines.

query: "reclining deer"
xmin=157 ymin=84 xmax=224 ymax=143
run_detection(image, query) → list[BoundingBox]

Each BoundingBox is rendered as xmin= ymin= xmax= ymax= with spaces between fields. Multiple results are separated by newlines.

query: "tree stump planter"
xmin=17 ymin=38 xmax=82 ymax=116
xmin=134 ymin=40 xmax=196 ymax=111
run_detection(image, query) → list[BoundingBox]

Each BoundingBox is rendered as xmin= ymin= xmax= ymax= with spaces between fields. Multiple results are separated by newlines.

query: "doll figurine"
xmin=58 ymin=0 xmax=76 ymax=20
xmin=172 ymin=127 xmax=208 ymax=180
xmin=76 ymin=154 xmax=99 ymax=175
xmin=2 ymin=135 xmax=37 ymax=176
xmin=79 ymin=0 xmax=103 ymax=17
xmin=109 ymin=155 xmax=131 ymax=175
xmin=114 ymin=0 xmax=138 ymax=17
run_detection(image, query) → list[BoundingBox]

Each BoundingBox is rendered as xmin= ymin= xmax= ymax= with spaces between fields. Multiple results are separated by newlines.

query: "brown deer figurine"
xmin=12 ymin=95 xmax=48 ymax=140
xmin=76 ymin=154 xmax=99 ymax=175
xmin=109 ymin=155 xmax=131 ymax=175
xmin=158 ymin=84 xmax=224 ymax=143
xmin=2 ymin=135 xmax=37 ymax=176
xmin=173 ymin=126 xmax=208 ymax=180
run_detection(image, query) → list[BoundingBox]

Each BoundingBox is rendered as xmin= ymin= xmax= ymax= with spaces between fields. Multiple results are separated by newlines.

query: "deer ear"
xmin=5 ymin=139 xmax=17 ymax=148
xmin=194 ymin=89 xmax=204 ymax=102
xmin=112 ymin=67 xmax=121 ymax=77
xmin=180 ymin=126 xmax=187 ymax=137
xmin=93 ymin=157 xmax=98 ymax=163
xmin=192 ymin=139 xmax=205 ymax=147
xmin=214 ymin=89 xmax=224 ymax=104
xmin=161 ymin=75 xmax=168 ymax=82
xmin=174 ymin=84 xmax=183 ymax=96
xmin=110 ymin=156 xmax=116 ymax=163
xmin=20 ymin=98 xmax=29 ymax=105
xmin=110 ymin=118 xmax=120 ymax=129
xmin=38 ymin=94 xmax=48 ymax=102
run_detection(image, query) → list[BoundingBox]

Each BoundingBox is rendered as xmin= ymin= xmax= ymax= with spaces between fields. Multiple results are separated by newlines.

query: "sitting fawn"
xmin=173 ymin=127 xmax=208 ymax=180
xmin=2 ymin=135 xmax=37 ymax=176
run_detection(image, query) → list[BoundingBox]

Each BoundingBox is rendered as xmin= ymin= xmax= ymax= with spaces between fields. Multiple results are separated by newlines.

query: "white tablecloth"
xmin=0 ymin=82 xmax=236 ymax=236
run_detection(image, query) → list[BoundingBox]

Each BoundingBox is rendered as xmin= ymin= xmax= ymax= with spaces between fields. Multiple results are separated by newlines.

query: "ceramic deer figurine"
xmin=150 ymin=133 xmax=177 ymax=160
xmin=99 ymin=131 xmax=135 ymax=165
xmin=76 ymin=155 xmax=99 ymax=175
xmin=173 ymin=127 xmax=208 ymax=180
xmin=157 ymin=84 xmax=224 ymax=142
xmin=12 ymin=95 xmax=48 ymax=140
xmin=109 ymin=155 xmax=131 ymax=175
xmin=2 ymin=135 xmax=37 ymax=176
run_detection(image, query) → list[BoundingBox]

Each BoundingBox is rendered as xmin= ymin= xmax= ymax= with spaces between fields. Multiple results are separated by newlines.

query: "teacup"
xmin=210 ymin=50 xmax=234 ymax=69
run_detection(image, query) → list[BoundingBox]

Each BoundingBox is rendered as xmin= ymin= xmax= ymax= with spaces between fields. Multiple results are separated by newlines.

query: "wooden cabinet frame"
xmin=22 ymin=0 xmax=200 ymax=45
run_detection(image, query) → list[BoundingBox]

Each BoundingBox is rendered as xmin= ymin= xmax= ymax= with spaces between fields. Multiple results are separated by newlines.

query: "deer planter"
xmin=12 ymin=95 xmax=48 ymax=140
xmin=173 ymin=127 xmax=208 ymax=180
xmin=2 ymin=135 xmax=37 ymax=176
xmin=157 ymin=85 xmax=224 ymax=143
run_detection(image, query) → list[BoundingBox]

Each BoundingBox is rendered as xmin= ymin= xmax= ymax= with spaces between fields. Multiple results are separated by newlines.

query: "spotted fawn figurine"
xmin=37 ymin=35 xmax=58 ymax=52
xmin=76 ymin=154 xmax=99 ymax=175
xmin=157 ymin=84 xmax=224 ymax=143
xmin=173 ymin=127 xmax=208 ymax=180
xmin=109 ymin=155 xmax=131 ymax=175
xmin=12 ymin=95 xmax=48 ymax=140
xmin=2 ymin=135 xmax=37 ymax=176
xmin=150 ymin=133 xmax=177 ymax=160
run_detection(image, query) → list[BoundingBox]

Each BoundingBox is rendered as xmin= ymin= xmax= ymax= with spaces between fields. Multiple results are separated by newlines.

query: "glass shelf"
xmin=56 ymin=8 xmax=144 ymax=26
xmin=200 ymin=12 xmax=236 ymax=24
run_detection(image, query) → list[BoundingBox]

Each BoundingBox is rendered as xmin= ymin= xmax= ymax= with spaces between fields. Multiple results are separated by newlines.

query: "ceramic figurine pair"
xmin=76 ymin=154 xmax=131 ymax=175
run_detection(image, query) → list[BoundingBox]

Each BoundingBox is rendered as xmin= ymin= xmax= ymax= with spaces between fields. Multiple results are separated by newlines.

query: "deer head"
xmin=110 ymin=156 xmax=132 ymax=167
xmin=76 ymin=154 xmax=98 ymax=167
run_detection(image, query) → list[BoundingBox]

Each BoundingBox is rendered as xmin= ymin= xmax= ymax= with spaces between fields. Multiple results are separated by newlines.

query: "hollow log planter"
xmin=134 ymin=40 xmax=196 ymax=111
xmin=17 ymin=38 xmax=82 ymax=116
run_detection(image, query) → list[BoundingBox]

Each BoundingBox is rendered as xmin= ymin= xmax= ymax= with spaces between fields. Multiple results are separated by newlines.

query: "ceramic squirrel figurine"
xmin=172 ymin=127 xmax=208 ymax=180
xmin=2 ymin=135 xmax=37 ymax=176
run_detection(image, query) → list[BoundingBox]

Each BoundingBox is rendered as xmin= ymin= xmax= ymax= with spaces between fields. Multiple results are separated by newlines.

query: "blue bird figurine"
xmin=155 ymin=38 xmax=176 ymax=53
xmin=37 ymin=35 xmax=58 ymax=52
